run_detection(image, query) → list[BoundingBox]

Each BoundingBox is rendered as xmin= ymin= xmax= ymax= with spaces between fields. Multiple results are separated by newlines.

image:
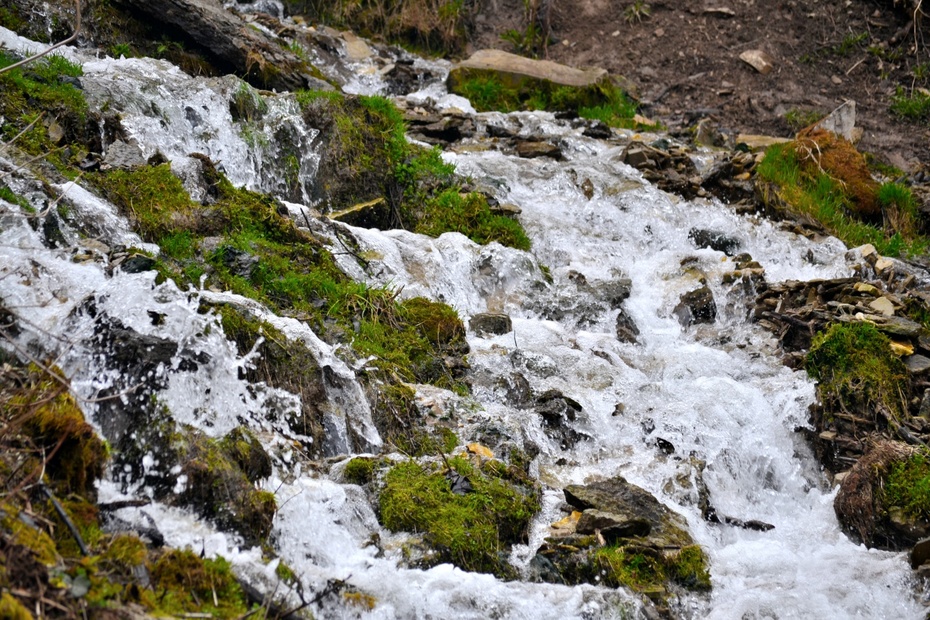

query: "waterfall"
xmin=0 ymin=25 xmax=923 ymax=619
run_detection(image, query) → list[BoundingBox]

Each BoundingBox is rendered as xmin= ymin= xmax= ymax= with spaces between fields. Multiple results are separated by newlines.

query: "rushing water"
xmin=0 ymin=25 xmax=925 ymax=619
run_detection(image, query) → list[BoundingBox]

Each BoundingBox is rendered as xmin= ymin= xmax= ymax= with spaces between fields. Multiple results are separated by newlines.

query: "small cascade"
xmin=81 ymin=57 xmax=321 ymax=203
xmin=0 ymin=23 xmax=925 ymax=620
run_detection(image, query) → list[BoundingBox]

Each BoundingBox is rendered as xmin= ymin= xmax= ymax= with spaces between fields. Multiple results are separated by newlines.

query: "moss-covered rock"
xmin=834 ymin=440 xmax=930 ymax=549
xmin=378 ymin=456 xmax=540 ymax=578
xmin=446 ymin=50 xmax=640 ymax=129
xmin=1 ymin=364 xmax=108 ymax=498
xmin=532 ymin=476 xmax=710 ymax=600
xmin=806 ymin=322 xmax=910 ymax=425
xmin=151 ymin=549 xmax=252 ymax=617
xmin=176 ymin=429 xmax=277 ymax=546
xmin=297 ymin=91 xmax=531 ymax=249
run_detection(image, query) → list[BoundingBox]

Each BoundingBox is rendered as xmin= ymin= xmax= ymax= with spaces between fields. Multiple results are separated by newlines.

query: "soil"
xmin=470 ymin=0 xmax=930 ymax=173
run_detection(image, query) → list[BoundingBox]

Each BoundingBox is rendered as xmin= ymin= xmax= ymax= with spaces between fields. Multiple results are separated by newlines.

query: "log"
xmin=115 ymin=0 xmax=318 ymax=91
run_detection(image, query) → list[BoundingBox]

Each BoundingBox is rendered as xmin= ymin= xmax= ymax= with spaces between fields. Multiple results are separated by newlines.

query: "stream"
xmin=0 ymin=23 xmax=925 ymax=619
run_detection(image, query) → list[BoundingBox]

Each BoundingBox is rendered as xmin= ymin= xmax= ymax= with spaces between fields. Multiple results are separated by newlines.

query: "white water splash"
xmin=0 ymin=24 xmax=924 ymax=619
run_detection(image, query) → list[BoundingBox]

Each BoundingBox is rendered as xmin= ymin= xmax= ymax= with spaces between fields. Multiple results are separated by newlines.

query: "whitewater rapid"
xmin=0 ymin=24 xmax=924 ymax=619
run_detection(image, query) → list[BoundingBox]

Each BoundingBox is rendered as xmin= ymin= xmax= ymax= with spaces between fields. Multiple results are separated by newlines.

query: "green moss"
xmin=672 ymin=545 xmax=712 ymax=591
xmin=151 ymin=550 xmax=252 ymax=618
xmin=883 ymin=453 xmax=930 ymax=521
xmin=0 ymin=592 xmax=32 ymax=620
xmin=14 ymin=368 xmax=108 ymax=496
xmin=344 ymin=457 xmax=379 ymax=485
xmin=49 ymin=499 xmax=103 ymax=558
xmin=0 ymin=503 xmax=60 ymax=565
xmin=354 ymin=296 xmax=469 ymax=392
xmin=299 ymin=91 xmax=531 ymax=249
xmin=805 ymin=322 xmax=909 ymax=422
xmin=0 ymin=51 xmax=87 ymax=157
xmin=378 ymin=457 xmax=539 ymax=577
xmin=101 ymin=534 xmax=149 ymax=573
xmin=891 ymin=87 xmax=930 ymax=123
xmin=590 ymin=546 xmax=667 ymax=591
xmin=177 ymin=431 xmax=277 ymax=546
xmin=413 ymin=189 xmax=531 ymax=251
xmin=219 ymin=427 xmax=272 ymax=483
xmin=757 ymin=143 xmax=929 ymax=257
xmin=274 ymin=559 xmax=298 ymax=583
xmin=0 ymin=185 xmax=33 ymax=212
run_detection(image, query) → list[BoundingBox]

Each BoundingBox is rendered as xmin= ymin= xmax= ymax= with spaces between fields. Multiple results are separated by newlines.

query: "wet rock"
xmin=535 ymin=389 xmax=587 ymax=449
xmin=406 ymin=110 xmax=474 ymax=144
xmin=119 ymin=253 xmax=157 ymax=273
xmin=674 ymin=285 xmax=717 ymax=327
xmin=469 ymin=312 xmax=513 ymax=336
xmin=905 ymin=355 xmax=930 ymax=375
xmin=218 ymin=246 xmax=259 ymax=278
xmin=615 ymin=308 xmax=640 ymax=344
xmin=515 ymin=140 xmax=563 ymax=160
xmin=119 ymin=0 xmax=317 ymax=91
xmin=582 ymin=120 xmax=612 ymax=139
xmin=103 ymin=140 xmax=147 ymax=170
xmin=382 ymin=59 xmax=439 ymax=96
xmin=532 ymin=476 xmax=710 ymax=594
xmin=911 ymin=537 xmax=930 ymax=569
xmin=576 ymin=510 xmax=652 ymax=540
xmin=562 ymin=478 xmax=690 ymax=543
xmin=172 ymin=155 xmax=220 ymax=205
xmin=688 ymin=228 xmax=741 ymax=255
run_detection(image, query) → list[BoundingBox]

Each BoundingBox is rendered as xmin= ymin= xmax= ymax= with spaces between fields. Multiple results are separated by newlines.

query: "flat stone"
xmin=814 ymin=100 xmax=857 ymax=142
xmin=875 ymin=257 xmax=895 ymax=273
xmin=104 ymin=140 xmax=147 ymax=170
xmin=739 ymin=49 xmax=774 ymax=74
xmin=854 ymin=282 xmax=881 ymax=296
xmin=905 ymin=355 xmax=930 ymax=374
xmin=576 ymin=509 xmax=651 ymax=536
xmin=450 ymin=49 xmax=607 ymax=89
xmin=341 ymin=32 xmax=372 ymax=61
xmin=869 ymin=296 xmax=895 ymax=316
xmin=515 ymin=141 xmax=562 ymax=159
xmin=871 ymin=316 xmax=924 ymax=338
xmin=469 ymin=312 xmax=513 ymax=336
xmin=891 ymin=341 xmax=915 ymax=356
xmin=563 ymin=476 xmax=694 ymax=548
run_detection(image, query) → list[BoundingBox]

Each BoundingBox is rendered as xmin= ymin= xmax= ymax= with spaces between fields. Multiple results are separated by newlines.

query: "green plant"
xmin=805 ymin=322 xmax=909 ymax=423
xmin=624 ymin=1 xmax=651 ymax=23
xmin=784 ymin=108 xmax=825 ymax=131
xmin=884 ymin=453 xmax=930 ymax=521
xmin=378 ymin=457 xmax=540 ymax=577
xmin=832 ymin=31 xmax=867 ymax=56
xmin=500 ymin=0 xmax=548 ymax=58
xmin=912 ymin=61 xmax=930 ymax=84
xmin=891 ymin=86 xmax=930 ymax=123
xmin=0 ymin=51 xmax=87 ymax=157
xmin=757 ymin=143 xmax=929 ymax=257
xmin=109 ymin=42 xmax=133 ymax=58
